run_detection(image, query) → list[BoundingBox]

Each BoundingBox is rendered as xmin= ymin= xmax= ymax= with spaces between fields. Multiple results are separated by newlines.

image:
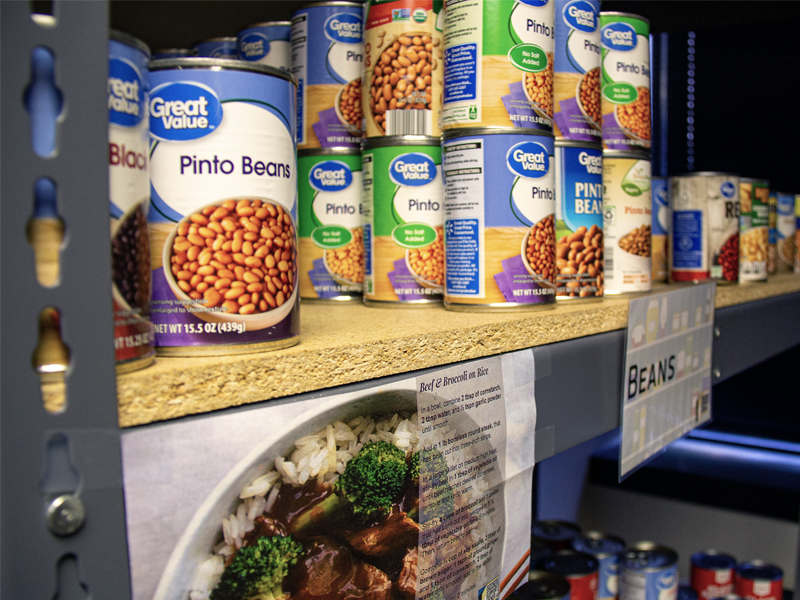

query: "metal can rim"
xmin=556 ymin=140 xmax=603 ymax=151
xmin=543 ymin=550 xmax=600 ymax=576
xmin=517 ymin=571 xmax=571 ymax=600
xmin=602 ymin=150 xmax=652 ymax=160
xmin=363 ymin=135 xmax=441 ymax=149
xmin=736 ymin=562 xmax=783 ymax=580
xmin=621 ymin=542 xmax=679 ymax=567
xmin=148 ymin=58 xmax=298 ymax=86
xmin=298 ymin=1 xmax=364 ymax=11
xmin=690 ymin=550 xmax=737 ymax=569
xmin=152 ymin=48 xmax=195 ymax=57
xmin=110 ymin=29 xmax=151 ymax=58
xmin=443 ymin=127 xmax=555 ymax=141
xmin=599 ymin=11 xmax=651 ymax=26
xmin=572 ymin=532 xmax=626 ymax=557
xmin=671 ymin=171 xmax=739 ymax=179
xmin=298 ymin=148 xmax=362 ymax=158
xmin=241 ymin=21 xmax=293 ymax=29
xmin=193 ymin=36 xmax=237 ymax=45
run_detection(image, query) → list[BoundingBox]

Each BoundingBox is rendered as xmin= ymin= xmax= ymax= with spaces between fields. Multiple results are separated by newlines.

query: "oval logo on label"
xmin=517 ymin=0 xmax=549 ymax=7
xmin=324 ymin=13 xmax=362 ymax=44
xmin=239 ymin=32 xmax=269 ymax=61
xmin=601 ymin=22 xmax=638 ymax=51
xmin=507 ymin=141 xmax=550 ymax=178
xmin=657 ymin=572 xmax=676 ymax=590
xmin=149 ymin=82 xmax=222 ymax=141
xmin=563 ymin=0 xmax=598 ymax=32
xmin=109 ymin=57 xmax=145 ymax=127
xmin=720 ymin=181 xmax=736 ymax=198
xmin=310 ymin=160 xmax=353 ymax=192
xmin=389 ymin=153 xmax=437 ymax=186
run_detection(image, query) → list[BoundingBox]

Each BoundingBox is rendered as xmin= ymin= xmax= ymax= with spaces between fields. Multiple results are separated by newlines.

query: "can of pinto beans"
xmin=193 ymin=37 xmax=238 ymax=59
xmin=599 ymin=13 xmax=651 ymax=151
xmin=442 ymin=0 xmax=555 ymax=132
xmin=555 ymin=141 xmax=604 ymax=299
xmin=147 ymin=59 xmax=299 ymax=354
xmin=109 ymin=30 xmax=155 ymax=372
xmin=298 ymin=150 xmax=363 ymax=301
xmin=364 ymin=0 xmax=444 ymax=137
xmin=443 ymin=129 xmax=557 ymax=310
xmin=739 ymin=178 xmax=769 ymax=282
xmin=362 ymin=136 xmax=444 ymax=305
xmin=553 ymin=0 xmax=601 ymax=142
xmin=602 ymin=151 xmax=652 ymax=294
xmin=775 ymin=192 xmax=796 ymax=272
xmin=291 ymin=1 xmax=364 ymax=149
xmin=238 ymin=22 xmax=292 ymax=70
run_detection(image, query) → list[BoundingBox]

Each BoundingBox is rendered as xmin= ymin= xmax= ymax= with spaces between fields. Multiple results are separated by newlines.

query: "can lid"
xmin=543 ymin=550 xmax=599 ymax=576
xmin=363 ymin=135 xmax=441 ymax=149
xmin=671 ymin=172 xmax=739 ymax=179
xmin=511 ymin=572 xmax=571 ymax=600
xmin=555 ymin=140 xmax=603 ymax=151
xmin=532 ymin=521 xmax=581 ymax=542
xmin=298 ymin=148 xmax=362 ymax=158
xmin=621 ymin=542 xmax=678 ymax=567
xmin=572 ymin=532 xmax=626 ymax=557
xmin=242 ymin=21 xmax=293 ymax=28
xmin=443 ymin=127 xmax=555 ymax=141
xmin=193 ymin=36 xmax=237 ymax=44
xmin=736 ymin=562 xmax=783 ymax=581
xmin=148 ymin=57 xmax=298 ymax=86
xmin=110 ymin=29 xmax=151 ymax=58
xmin=599 ymin=11 xmax=651 ymax=26
xmin=691 ymin=551 xmax=737 ymax=569
xmin=152 ymin=48 xmax=195 ymax=58
xmin=297 ymin=1 xmax=364 ymax=11
xmin=602 ymin=150 xmax=652 ymax=161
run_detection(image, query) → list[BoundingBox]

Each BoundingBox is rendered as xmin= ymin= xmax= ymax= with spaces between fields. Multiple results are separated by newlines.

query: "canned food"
xmin=512 ymin=570 xmax=571 ymax=600
xmin=152 ymin=48 xmax=195 ymax=60
xmin=767 ymin=192 xmax=778 ymax=274
xmin=193 ymin=37 xmax=238 ymax=59
xmin=532 ymin=521 xmax=582 ymax=551
xmin=795 ymin=194 xmax=800 ymax=273
xmin=555 ymin=142 xmax=604 ymax=298
xmin=603 ymin=152 xmax=652 ymax=294
xmin=669 ymin=172 xmax=740 ymax=283
xmin=690 ymin=551 xmax=736 ymax=600
xmin=619 ymin=543 xmax=678 ymax=600
xmin=109 ymin=30 xmax=155 ymax=373
xmin=572 ymin=532 xmax=625 ymax=600
xmin=734 ymin=562 xmax=783 ymax=600
xmin=651 ymin=176 xmax=668 ymax=282
xmin=774 ymin=192 xmax=795 ymax=272
xmin=292 ymin=1 xmax=364 ymax=149
xmin=531 ymin=537 xmax=556 ymax=569
xmin=679 ymin=587 xmax=699 ymax=600
xmin=298 ymin=150 xmax=363 ymax=301
xmin=147 ymin=59 xmax=299 ymax=354
xmin=443 ymin=0 xmax=555 ymax=132
xmin=553 ymin=0 xmax=601 ymax=141
xmin=739 ymin=178 xmax=769 ymax=282
xmin=363 ymin=0 xmax=444 ymax=137
xmin=544 ymin=550 xmax=600 ymax=600
xmin=362 ymin=136 xmax=443 ymax=305
xmin=443 ymin=129 xmax=557 ymax=310
xmin=599 ymin=13 xmax=650 ymax=151
xmin=238 ymin=22 xmax=292 ymax=70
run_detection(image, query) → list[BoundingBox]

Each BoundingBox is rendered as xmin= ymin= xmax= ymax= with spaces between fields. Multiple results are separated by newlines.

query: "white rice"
xmin=189 ymin=412 xmax=419 ymax=600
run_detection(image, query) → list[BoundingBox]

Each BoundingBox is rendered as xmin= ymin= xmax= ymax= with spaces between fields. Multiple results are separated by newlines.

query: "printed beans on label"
xmin=579 ymin=68 xmax=601 ymax=126
xmin=326 ymin=226 xmax=365 ymax=284
xmin=617 ymin=87 xmax=651 ymax=140
xmin=525 ymin=215 xmax=556 ymax=282
xmin=112 ymin=204 xmax=151 ymax=312
xmin=619 ymin=224 xmax=651 ymax=257
xmin=524 ymin=55 xmax=555 ymax=118
xmin=557 ymin=225 xmax=604 ymax=298
xmin=339 ymin=78 xmax=363 ymax=129
xmin=719 ymin=234 xmax=739 ymax=281
xmin=408 ymin=226 xmax=444 ymax=286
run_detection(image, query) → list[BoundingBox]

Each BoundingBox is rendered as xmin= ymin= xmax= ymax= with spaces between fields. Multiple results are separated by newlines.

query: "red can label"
xmin=691 ymin=565 xmax=734 ymax=600
xmin=568 ymin=571 xmax=600 ymax=600
xmin=735 ymin=576 xmax=782 ymax=600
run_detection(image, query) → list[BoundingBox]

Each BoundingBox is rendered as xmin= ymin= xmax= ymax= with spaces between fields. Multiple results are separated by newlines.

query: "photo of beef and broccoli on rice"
xmin=190 ymin=412 xmax=465 ymax=600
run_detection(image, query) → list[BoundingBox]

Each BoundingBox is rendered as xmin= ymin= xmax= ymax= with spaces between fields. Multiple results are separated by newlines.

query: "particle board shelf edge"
xmin=104 ymin=273 xmax=800 ymax=427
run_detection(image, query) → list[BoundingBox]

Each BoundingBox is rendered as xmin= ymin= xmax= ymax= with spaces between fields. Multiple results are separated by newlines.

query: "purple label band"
xmin=387 ymin=258 xmax=442 ymax=302
xmin=312 ymin=106 xmax=361 ymax=149
xmin=602 ymin=110 xmax=651 ymax=151
xmin=554 ymin=96 xmax=601 ymax=142
xmin=501 ymin=81 xmax=553 ymax=131
xmin=308 ymin=257 xmax=360 ymax=299
xmin=493 ymin=255 xmax=556 ymax=304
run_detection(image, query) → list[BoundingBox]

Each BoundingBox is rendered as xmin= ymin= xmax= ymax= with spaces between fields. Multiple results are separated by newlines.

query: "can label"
xmin=443 ymin=132 xmax=557 ymax=307
xmin=568 ymin=571 xmax=600 ymax=600
xmin=651 ymin=176 xmax=668 ymax=282
xmin=692 ymin=566 xmax=734 ymax=600
xmin=555 ymin=144 xmax=604 ymax=298
xmin=739 ymin=180 xmax=769 ymax=282
xmin=603 ymin=155 xmax=652 ymax=293
xmin=775 ymin=192 xmax=795 ymax=272
xmin=599 ymin=14 xmax=650 ymax=150
xmin=298 ymin=153 xmax=363 ymax=299
xmin=736 ymin=577 xmax=782 ymax=600
xmin=621 ymin=564 xmax=678 ymax=600
xmin=148 ymin=66 xmax=299 ymax=348
xmin=443 ymin=0 xmax=555 ymax=132
xmin=109 ymin=37 xmax=155 ymax=366
xmin=193 ymin=39 xmax=237 ymax=59
xmin=292 ymin=4 xmax=364 ymax=149
xmin=238 ymin=24 xmax=292 ymax=70
xmin=598 ymin=555 xmax=620 ymax=600
xmin=363 ymin=143 xmax=443 ymax=302
xmin=553 ymin=0 xmax=601 ymax=141
xmin=364 ymin=0 xmax=444 ymax=137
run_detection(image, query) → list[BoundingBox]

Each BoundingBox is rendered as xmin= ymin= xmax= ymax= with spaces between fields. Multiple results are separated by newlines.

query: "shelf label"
xmin=619 ymin=281 xmax=716 ymax=478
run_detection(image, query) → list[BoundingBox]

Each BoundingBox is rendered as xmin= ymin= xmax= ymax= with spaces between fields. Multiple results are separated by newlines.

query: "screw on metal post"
xmin=714 ymin=327 xmax=721 ymax=339
xmin=46 ymin=494 xmax=85 ymax=536
xmin=713 ymin=368 xmax=721 ymax=380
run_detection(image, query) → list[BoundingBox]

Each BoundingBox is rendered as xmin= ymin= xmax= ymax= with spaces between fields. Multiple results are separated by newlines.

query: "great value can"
xmin=651 ymin=176 xmax=668 ymax=282
xmin=193 ymin=37 xmax=238 ymax=59
xmin=553 ymin=0 xmax=601 ymax=141
xmin=690 ymin=551 xmax=736 ymax=600
xmin=442 ymin=0 xmax=555 ymax=132
xmin=152 ymin=48 xmax=195 ymax=60
xmin=734 ymin=562 xmax=783 ymax=600
xmin=147 ymin=59 xmax=299 ymax=354
xmin=292 ymin=1 xmax=364 ymax=149
xmin=238 ymin=22 xmax=292 ymax=70
xmin=443 ymin=129 xmax=557 ymax=310
xmin=619 ymin=543 xmax=678 ymax=600
xmin=109 ymin=30 xmax=155 ymax=372
xmin=572 ymin=532 xmax=626 ymax=600
xmin=775 ymin=192 xmax=796 ymax=272
xmin=362 ymin=136 xmax=443 ymax=305
xmin=544 ymin=551 xmax=600 ymax=600
xmin=532 ymin=521 xmax=582 ymax=552
xmin=555 ymin=142 xmax=604 ymax=298
xmin=603 ymin=152 xmax=652 ymax=294
xmin=739 ymin=178 xmax=769 ymax=282
xmin=364 ymin=0 xmax=444 ymax=137
xmin=599 ymin=13 xmax=650 ymax=151
xmin=513 ymin=571 xmax=571 ymax=600
xmin=298 ymin=150 xmax=363 ymax=300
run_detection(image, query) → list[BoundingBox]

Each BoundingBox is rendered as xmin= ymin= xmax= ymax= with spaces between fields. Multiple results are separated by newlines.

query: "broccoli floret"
xmin=335 ymin=440 xmax=408 ymax=520
xmin=210 ymin=535 xmax=303 ymax=600
xmin=417 ymin=447 xmax=454 ymax=524
xmin=407 ymin=451 xmax=420 ymax=484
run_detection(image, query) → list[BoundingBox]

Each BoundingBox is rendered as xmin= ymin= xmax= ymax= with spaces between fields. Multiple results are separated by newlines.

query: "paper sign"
xmin=619 ymin=281 xmax=716 ymax=478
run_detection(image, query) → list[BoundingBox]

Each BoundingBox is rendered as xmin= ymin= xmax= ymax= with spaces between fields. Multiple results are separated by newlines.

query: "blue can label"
xmin=672 ymin=210 xmax=703 ymax=269
xmin=149 ymin=82 xmax=223 ymax=142
xmin=193 ymin=39 xmax=238 ymax=59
